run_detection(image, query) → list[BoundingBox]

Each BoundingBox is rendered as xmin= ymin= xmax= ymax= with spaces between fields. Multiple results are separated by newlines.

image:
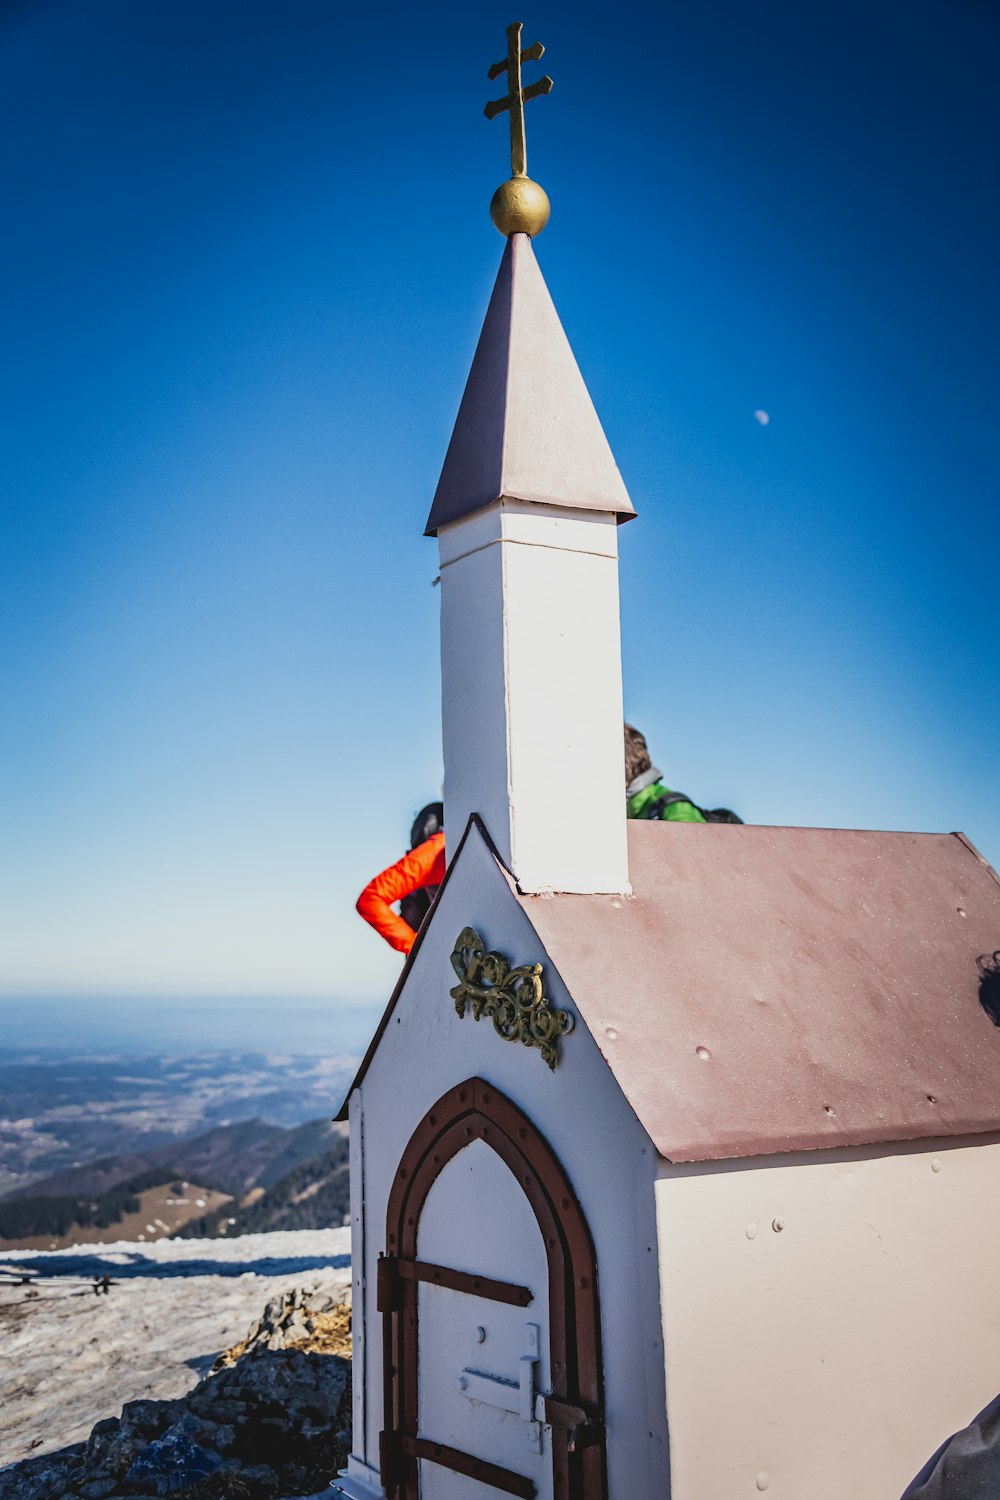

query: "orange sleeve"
xmin=356 ymin=833 xmax=446 ymax=955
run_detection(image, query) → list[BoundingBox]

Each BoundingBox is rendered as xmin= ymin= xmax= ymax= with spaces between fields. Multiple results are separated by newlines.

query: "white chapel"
xmin=334 ymin=25 xmax=1000 ymax=1500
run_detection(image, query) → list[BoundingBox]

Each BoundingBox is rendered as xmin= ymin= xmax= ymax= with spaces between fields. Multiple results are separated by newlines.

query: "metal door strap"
xmin=396 ymin=1433 xmax=535 ymax=1498
xmin=377 ymin=1252 xmax=533 ymax=1310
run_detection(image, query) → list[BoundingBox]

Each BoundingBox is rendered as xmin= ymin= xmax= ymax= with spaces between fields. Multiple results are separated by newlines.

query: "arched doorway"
xmin=379 ymin=1078 xmax=606 ymax=1499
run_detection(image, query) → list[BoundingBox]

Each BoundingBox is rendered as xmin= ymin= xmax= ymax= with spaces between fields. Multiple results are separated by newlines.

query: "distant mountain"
xmin=0 ymin=1167 xmax=205 ymax=1243
xmin=5 ymin=1152 xmax=164 ymax=1203
xmin=177 ymin=1136 xmax=351 ymax=1238
xmin=0 ymin=1046 xmax=361 ymax=1194
xmin=5 ymin=1117 xmax=343 ymax=1204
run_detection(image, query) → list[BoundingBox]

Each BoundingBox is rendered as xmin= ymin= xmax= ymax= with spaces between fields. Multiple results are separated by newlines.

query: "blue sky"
xmin=1 ymin=0 xmax=997 ymax=1004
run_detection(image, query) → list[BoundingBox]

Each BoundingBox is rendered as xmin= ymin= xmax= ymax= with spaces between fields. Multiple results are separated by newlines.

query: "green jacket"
xmin=627 ymin=777 xmax=705 ymax=823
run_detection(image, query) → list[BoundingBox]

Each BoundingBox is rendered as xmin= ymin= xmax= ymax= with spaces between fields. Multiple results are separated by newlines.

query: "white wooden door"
xmin=415 ymin=1138 xmax=553 ymax=1499
xmin=381 ymin=1080 xmax=605 ymax=1500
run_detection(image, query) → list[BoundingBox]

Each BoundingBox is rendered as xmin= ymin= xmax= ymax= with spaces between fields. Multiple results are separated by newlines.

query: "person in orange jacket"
xmin=356 ymin=803 xmax=445 ymax=956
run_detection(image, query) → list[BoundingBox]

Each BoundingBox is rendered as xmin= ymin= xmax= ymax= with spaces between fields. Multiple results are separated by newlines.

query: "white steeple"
xmin=429 ymin=233 xmax=634 ymax=896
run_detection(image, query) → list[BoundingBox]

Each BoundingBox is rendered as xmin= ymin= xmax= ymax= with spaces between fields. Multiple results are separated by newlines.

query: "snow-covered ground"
xmin=0 ymin=1227 xmax=351 ymax=1280
xmin=0 ymin=1228 xmax=351 ymax=1467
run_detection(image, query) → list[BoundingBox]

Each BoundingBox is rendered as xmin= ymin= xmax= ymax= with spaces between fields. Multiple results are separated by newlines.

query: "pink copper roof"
xmin=507 ymin=821 xmax=1000 ymax=1161
xmin=340 ymin=818 xmax=1000 ymax=1161
xmin=425 ymin=234 xmax=635 ymax=536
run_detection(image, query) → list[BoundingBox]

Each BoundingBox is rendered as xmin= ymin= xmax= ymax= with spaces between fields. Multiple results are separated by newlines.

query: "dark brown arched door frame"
xmin=378 ymin=1077 xmax=607 ymax=1500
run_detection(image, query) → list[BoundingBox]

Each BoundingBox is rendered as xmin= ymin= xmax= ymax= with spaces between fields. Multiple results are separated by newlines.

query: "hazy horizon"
xmin=0 ymin=993 xmax=382 ymax=1056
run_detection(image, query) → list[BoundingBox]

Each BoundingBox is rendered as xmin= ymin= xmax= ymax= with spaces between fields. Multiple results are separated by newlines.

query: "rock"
xmin=0 ymin=1444 xmax=85 ymax=1500
xmin=96 ymin=1432 xmax=145 ymax=1482
xmin=122 ymin=1415 xmax=224 ymax=1496
xmin=214 ymin=1283 xmax=350 ymax=1366
xmin=97 ymin=1427 xmax=150 ymax=1482
xmin=186 ymin=1397 xmax=248 ymax=1425
xmin=77 ymin=1478 xmax=116 ymax=1499
xmin=85 ymin=1419 xmax=120 ymax=1465
xmin=1 ymin=1285 xmax=352 ymax=1500
xmin=118 ymin=1401 xmax=186 ymax=1441
xmin=239 ymin=1464 xmax=281 ymax=1497
xmin=185 ymin=1419 xmax=236 ymax=1457
xmin=102 ymin=1399 xmax=189 ymax=1483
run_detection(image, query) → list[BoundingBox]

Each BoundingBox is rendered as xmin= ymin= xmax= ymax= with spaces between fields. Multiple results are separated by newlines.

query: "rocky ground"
xmin=0 ymin=1230 xmax=352 ymax=1500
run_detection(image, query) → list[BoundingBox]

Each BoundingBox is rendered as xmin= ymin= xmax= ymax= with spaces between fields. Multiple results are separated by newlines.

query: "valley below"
xmin=0 ymin=1013 xmax=364 ymax=1496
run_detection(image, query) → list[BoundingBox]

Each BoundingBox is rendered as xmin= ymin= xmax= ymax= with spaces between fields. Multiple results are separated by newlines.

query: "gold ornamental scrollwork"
xmin=449 ymin=927 xmax=573 ymax=1070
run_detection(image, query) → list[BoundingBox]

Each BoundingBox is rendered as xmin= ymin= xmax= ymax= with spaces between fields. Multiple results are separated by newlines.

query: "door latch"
xmin=457 ymin=1322 xmax=543 ymax=1454
xmin=533 ymin=1393 xmax=604 ymax=1453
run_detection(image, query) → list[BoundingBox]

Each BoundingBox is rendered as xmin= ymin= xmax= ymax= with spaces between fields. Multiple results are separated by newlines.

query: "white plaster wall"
xmin=437 ymin=501 xmax=629 ymax=895
xmin=655 ymin=1138 xmax=1000 ymax=1499
xmin=438 ymin=510 xmax=509 ymax=873
xmin=341 ymin=1090 xmax=385 ymax=1497
xmin=350 ymin=822 xmax=667 ymax=1497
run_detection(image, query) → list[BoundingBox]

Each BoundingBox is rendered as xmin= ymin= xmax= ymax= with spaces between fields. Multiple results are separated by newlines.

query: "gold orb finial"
xmin=484 ymin=21 xmax=553 ymax=238
xmin=490 ymin=175 xmax=551 ymax=237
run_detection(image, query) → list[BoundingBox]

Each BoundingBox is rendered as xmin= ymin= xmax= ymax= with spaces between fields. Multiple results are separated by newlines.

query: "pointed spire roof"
xmin=425 ymin=234 xmax=636 ymax=536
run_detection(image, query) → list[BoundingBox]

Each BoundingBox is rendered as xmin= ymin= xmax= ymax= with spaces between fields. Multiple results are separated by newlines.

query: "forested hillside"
xmin=0 ymin=1168 xmax=190 ymax=1241
xmin=5 ymin=1117 xmax=342 ymax=1204
xmin=178 ymin=1138 xmax=350 ymax=1238
xmin=0 ymin=1118 xmax=347 ymax=1245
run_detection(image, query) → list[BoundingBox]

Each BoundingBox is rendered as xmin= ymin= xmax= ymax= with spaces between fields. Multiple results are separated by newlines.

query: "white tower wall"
xmin=438 ymin=500 xmax=629 ymax=894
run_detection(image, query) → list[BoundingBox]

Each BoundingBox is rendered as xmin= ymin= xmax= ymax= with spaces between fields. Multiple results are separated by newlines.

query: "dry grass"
xmin=217 ymin=1299 xmax=351 ymax=1365
xmin=285 ymin=1301 xmax=352 ymax=1358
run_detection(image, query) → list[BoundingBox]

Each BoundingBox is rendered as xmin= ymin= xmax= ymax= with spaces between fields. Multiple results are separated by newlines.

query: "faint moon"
xmin=753 ymin=409 xmax=770 ymax=426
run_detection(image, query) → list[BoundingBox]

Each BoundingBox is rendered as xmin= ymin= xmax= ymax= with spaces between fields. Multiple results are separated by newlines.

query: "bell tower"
xmin=427 ymin=33 xmax=635 ymax=895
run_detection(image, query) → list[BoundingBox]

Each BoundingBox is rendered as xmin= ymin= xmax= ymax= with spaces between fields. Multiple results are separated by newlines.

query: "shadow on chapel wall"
xmin=977 ymin=951 xmax=1000 ymax=1027
xmin=900 ymin=1390 xmax=1000 ymax=1497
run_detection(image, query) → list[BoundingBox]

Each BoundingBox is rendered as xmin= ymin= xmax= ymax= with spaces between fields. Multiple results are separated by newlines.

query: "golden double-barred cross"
xmin=484 ymin=21 xmax=553 ymax=179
